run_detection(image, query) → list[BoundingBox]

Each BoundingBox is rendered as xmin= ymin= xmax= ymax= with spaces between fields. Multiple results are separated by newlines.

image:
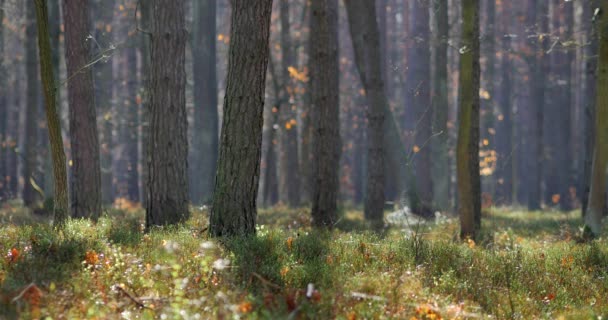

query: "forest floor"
xmin=0 ymin=201 xmax=607 ymax=319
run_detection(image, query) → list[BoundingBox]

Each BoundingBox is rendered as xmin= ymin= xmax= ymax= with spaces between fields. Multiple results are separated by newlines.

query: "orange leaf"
xmin=238 ymin=301 xmax=253 ymax=314
xmin=9 ymin=248 xmax=20 ymax=263
xmin=85 ymin=250 xmax=99 ymax=266
xmin=286 ymin=237 xmax=293 ymax=251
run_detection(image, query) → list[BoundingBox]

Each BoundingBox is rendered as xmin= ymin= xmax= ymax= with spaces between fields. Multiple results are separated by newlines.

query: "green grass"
xmin=0 ymin=204 xmax=607 ymax=319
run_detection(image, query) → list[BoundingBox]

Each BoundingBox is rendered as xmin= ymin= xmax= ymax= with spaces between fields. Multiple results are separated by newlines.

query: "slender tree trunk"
xmin=34 ymin=0 xmax=69 ymax=226
xmin=24 ymin=0 xmax=41 ymax=206
xmin=139 ymin=0 xmax=151 ymax=205
xmin=581 ymin=0 xmax=600 ymax=217
xmin=458 ymin=0 xmax=481 ymax=239
xmin=209 ymin=0 xmax=273 ymax=236
xmin=344 ymin=0 xmax=386 ymax=223
xmin=146 ymin=0 xmax=189 ymax=228
xmin=263 ymin=58 xmax=280 ymax=206
xmin=191 ymin=0 xmax=218 ymax=205
xmin=432 ymin=0 xmax=450 ymax=210
xmin=584 ymin=0 xmax=608 ymax=237
xmin=279 ymin=0 xmax=300 ymax=207
xmin=0 ymin=0 xmax=6 ymax=200
xmin=93 ymin=0 xmax=115 ymax=206
xmin=309 ymin=0 xmax=340 ymax=227
xmin=405 ymin=0 xmax=433 ymax=211
xmin=63 ymin=0 xmax=102 ymax=219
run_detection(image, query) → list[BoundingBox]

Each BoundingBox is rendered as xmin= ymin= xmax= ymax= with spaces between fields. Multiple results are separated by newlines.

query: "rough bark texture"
xmin=146 ymin=0 xmax=189 ymax=228
xmin=406 ymin=0 xmax=433 ymax=212
xmin=344 ymin=0 xmax=386 ymax=223
xmin=191 ymin=0 xmax=218 ymax=205
xmin=279 ymin=0 xmax=300 ymax=207
xmin=584 ymin=0 xmax=608 ymax=237
xmin=63 ymin=0 xmax=102 ymax=219
xmin=457 ymin=0 xmax=481 ymax=239
xmin=309 ymin=0 xmax=340 ymax=228
xmin=24 ymin=0 xmax=41 ymax=206
xmin=432 ymin=0 xmax=450 ymax=210
xmin=34 ymin=0 xmax=69 ymax=226
xmin=209 ymin=0 xmax=273 ymax=236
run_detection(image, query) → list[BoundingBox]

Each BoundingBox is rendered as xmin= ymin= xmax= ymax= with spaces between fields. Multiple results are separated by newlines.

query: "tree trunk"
xmin=309 ymin=0 xmax=340 ymax=227
xmin=432 ymin=0 xmax=450 ymax=210
xmin=93 ymin=0 xmax=115 ymax=206
xmin=405 ymin=0 xmax=433 ymax=211
xmin=279 ymin=0 xmax=300 ymax=207
xmin=344 ymin=0 xmax=386 ymax=223
xmin=146 ymin=0 xmax=189 ymax=228
xmin=191 ymin=0 xmax=218 ymax=205
xmin=63 ymin=0 xmax=102 ymax=219
xmin=584 ymin=0 xmax=608 ymax=237
xmin=457 ymin=0 xmax=481 ymax=239
xmin=34 ymin=0 xmax=69 ymax=226
xmin=24 ymin=0 xmax=41 ymax=206
xmin=139 ymin=0 xmax=151 ymax=205
xmin=0 ymin=0 xmax=6 ymax=200
xmin=209 ymin=0 xmax=273 ymax=236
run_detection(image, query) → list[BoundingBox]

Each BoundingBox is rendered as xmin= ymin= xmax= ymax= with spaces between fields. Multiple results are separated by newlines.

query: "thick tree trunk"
xmin=432 ymin=0 xmax=450 ymax=210
xmin=279 ymin=0 xmax=300 ymax=207
xmin=344 ymin=0 xmax=386 ymax=223
xmin=34 ymin=0 xmax=69 ymax=226
xmin=24 ymin=0 xmax=41 ymax=206
xmin=191 ymin=0 xmax=218 ymax=205
xmin=63 ymin=0 xmax=102 ymax=219
xmin=457 ymin=0 xmax=481 ymax=239
xmin=309 ymin=0 xmax=340 ymax=227
xmin=209 ymin=0 xmax=273 ymax=236
xmin=584 ymin=0 xmax=608 ymax=237
xmin=146 ymin=0 xmax=189 ymax=228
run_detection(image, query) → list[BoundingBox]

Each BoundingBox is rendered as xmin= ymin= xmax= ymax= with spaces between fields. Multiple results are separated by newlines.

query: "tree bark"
xmin=309 ymin=0 xmax=340 ymax=227
xmin=344 ymin=0 xmax=386 ymax=223
xmin=0 ymin=0 xmax=6 ymax=200
xmin=432 ymin=0 xmax=450 ymax=210
xmin=63 ymin=0 xmax=102 ymax=219
xmin=278 ymin=0 xmax=300 ymax=207
xmin=34 ymin=0 xmax=69 ymax=226
xmin=191 ymin=0 xmax=218 ymax=205
xmin=584 ymin=0 xmax=608 ymax=237
xmin=146 ymin=0 xmax=189 ymax=228
xmin=24 ymin=0 xmax=41 ymax=206
xmin=209 ymin=0 xmax=273 ymax=236
xmin=457 ymin=0 xmax=481 ymax=239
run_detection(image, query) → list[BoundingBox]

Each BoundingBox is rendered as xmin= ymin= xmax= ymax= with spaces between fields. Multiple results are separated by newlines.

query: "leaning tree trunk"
xmin=146 ymin=0 xmax=189 ymax=228
xmin=63 ymin=0 xmax=102 ymax=220
xmin=34 ymin=0 xmax=69 ymax=226
xmin=209 ymin=0 xmax=273 ymax=236
xmin=457 ymin=0 xmax=481 ymax=240
xmin=310 ymin=0 xmax=341 ymax=228
xmin=344 ymin=0 xmax=386 ymax=223
xmin=584 ymin=0 xmax=608 ymax=237
xmin=24 ymin=0 xmax=41 ymax=207
xmin=191 ymin=0 xmax=218 ymax=205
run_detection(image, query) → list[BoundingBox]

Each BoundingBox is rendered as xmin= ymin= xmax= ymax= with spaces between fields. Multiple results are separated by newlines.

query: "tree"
xmin=405 ymin=0 xmax=433 ymax=213
xmin=344 ymin=0 xmax=386 ymax=223
xmin=457 ymin=0 xmax=481 ymax=239
xmin=34 ymin=0 xmax=69 ymax=226
xmin=0 ymin=0 xmax=6 ymax=200
xmin=432 ymin=0 xmax=450 ymax=210
xmin=279 ymin=0 xmax=301 ymax=207
xmin=146 ymin=0 xmax=189 ymax=228
xmin=62 ymin=0 xmax=102 ymax=219
xmin=209 ymin=0 xmax=273 ymax=236
xmin=24 ymin=0 xmax=41 ymax=206
xmin=191 ymin=0 xmax=218 ymax=205
xmin=584 ymin=0 xmax=608 ymax=237
xmin=309 ymin=0 xmax=340 ymax=227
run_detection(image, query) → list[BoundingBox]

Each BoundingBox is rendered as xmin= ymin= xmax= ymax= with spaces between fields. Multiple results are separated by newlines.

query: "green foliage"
xmin=0 ymin=206 xmax=607 ymax=318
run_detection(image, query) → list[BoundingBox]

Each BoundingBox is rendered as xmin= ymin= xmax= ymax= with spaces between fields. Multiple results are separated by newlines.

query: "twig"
xmin=11 ymin=283 xmax=40 ymax=303
xmin=114 ymin=284 xmax=149 ymax=309
xmin=251 ymin=272 xmax=281 ymax=290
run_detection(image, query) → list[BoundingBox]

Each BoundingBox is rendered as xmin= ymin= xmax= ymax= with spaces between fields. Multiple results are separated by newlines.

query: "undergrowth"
xmin=0 ymin=204 xmax=607 ymax=319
